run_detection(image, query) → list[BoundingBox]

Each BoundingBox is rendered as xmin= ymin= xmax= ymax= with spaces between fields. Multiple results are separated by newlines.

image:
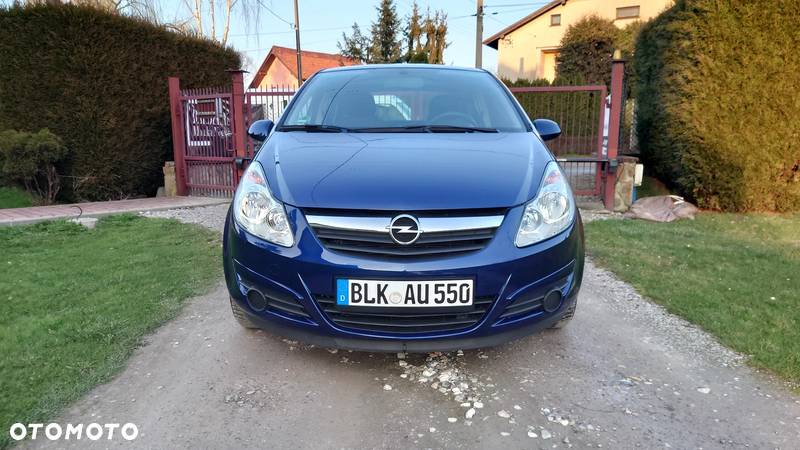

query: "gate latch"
xmin=606 ymin=158 xmax=619 ymax=174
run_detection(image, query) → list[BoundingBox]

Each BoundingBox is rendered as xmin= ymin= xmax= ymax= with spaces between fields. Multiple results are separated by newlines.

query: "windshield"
xmin=279 ymin=67 xmax=528 ymax=132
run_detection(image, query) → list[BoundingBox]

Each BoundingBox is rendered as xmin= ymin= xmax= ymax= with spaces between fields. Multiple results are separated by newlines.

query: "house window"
xmin=550 ymin=14 xmax=561 ymax=26
xmin=616 ymin=6 xmax=640 ymax=19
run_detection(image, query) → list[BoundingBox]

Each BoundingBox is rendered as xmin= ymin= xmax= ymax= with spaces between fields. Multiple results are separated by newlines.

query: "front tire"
xmin=230 ymin=297 xmax=258 ymax=329
xmin=549 ymin=301 xmax=576 ymax=329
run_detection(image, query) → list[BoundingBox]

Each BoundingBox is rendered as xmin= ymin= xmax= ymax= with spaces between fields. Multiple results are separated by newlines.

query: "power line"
xmin=229 ymin=25 xmax=351 ymax=38
xmin=452 ymin=6 xmax=541 ymax=20
xmin=260 ymin=1 xmax=293 ymax=26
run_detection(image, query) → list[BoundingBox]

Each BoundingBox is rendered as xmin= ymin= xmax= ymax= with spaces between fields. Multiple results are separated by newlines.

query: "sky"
xmin=154 ymin=0 xmax=553 ymax=83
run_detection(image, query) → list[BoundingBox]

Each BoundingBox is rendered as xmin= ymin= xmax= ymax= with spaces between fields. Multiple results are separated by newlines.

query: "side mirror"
xmin=248 ymin=119 xmax=274 ymax=142
xmin=533 ymin=119 xmax=561 ymax=141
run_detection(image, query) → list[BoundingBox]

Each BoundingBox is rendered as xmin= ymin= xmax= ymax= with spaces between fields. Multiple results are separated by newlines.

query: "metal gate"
xmin=168 ymin=73 xmax=297 ymax=197
xmin=509 ymin=58 xmax=625 ymax=208
xmin=510 ymin=85 xmax=607 ymax=197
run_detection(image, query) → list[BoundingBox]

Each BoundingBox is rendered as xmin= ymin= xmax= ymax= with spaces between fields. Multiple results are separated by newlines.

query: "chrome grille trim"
xmin=305 ymin=212 xmax=505 ymax=258
xmin=305 ymin=214 xmax=505 ymax=234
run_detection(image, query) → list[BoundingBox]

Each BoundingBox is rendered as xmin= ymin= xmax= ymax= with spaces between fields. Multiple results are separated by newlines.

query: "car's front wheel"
xmin=230 ymin=297 xmax=258 ymax=329
xmin=549 ymin=301 xmax=576 ymax=329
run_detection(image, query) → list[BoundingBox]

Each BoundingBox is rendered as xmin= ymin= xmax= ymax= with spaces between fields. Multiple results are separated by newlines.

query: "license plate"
xmin=336 ymin=279 xmax=474 ymax=307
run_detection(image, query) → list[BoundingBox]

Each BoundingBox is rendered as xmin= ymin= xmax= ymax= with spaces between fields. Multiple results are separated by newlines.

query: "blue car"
xmin=223 ymin=65 xmax=584 ymax=352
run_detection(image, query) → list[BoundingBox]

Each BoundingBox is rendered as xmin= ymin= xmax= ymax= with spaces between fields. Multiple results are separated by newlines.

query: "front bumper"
xmin=223 ymin=204 xmax=584 ymax=352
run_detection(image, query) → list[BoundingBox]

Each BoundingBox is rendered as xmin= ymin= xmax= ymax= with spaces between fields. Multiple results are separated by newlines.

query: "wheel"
xmin=230 ymin=297 xmax=258 ymax=329
xmin=549 ymin=301 xmax=576 ymax=329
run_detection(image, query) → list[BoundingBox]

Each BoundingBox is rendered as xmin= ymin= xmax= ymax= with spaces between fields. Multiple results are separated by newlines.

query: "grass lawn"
xmin=585 ymin=213 xmax=800 ymax=384
xmin=0 ymin=215 xmax=221 ymax=448
xmin=0 ymin=187 xmax=36 ymax=209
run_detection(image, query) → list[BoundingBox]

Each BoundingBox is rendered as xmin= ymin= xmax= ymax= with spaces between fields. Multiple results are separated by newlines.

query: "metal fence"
xmin=510 ymin=85 xmax=607 ymax=196
xmin=244 ymin=86 xmax=296 ymax=158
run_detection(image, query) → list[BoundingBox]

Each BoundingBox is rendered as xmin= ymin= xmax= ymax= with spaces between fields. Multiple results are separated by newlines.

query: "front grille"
xmin=313 ymin=227 xmax=496 ymax=257
xmin=306 ymin=210 xmax=504 ymax=258
xmin=315 ymin=294 xmax=495 ymax=334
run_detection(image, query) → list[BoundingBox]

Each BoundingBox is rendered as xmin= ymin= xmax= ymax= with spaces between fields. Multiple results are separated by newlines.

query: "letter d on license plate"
xmin=336 ymin=279 xmax=473 ymax=307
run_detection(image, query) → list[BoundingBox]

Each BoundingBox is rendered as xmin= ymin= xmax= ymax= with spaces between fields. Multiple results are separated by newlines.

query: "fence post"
xmin=603 ymin=53 xmax=625 ymax=210
xmin=229 ymin=70 xmax=248 ymax=183
xmin=168 ymin=77 xmax=187 ymax=196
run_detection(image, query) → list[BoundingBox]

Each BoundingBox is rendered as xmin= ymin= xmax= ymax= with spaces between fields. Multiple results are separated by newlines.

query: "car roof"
xmin=318 ymin=64 xmax=489 ymax=75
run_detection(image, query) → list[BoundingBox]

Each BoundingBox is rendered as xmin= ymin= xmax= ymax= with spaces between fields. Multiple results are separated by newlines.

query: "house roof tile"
xmin=249 ymin=45 xmax=360 ymax=89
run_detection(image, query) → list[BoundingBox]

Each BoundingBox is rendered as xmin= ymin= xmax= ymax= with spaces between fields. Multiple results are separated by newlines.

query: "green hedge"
xmin=0 ymin=4 xmax=240 ymax=200
xmin=635 ymin=0 xmax=800 ymax=212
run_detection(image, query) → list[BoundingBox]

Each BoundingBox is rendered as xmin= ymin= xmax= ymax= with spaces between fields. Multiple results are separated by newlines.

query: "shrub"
xmin=556 ymin=15 xmax=642 ymax=93
xmin=0 ymin=129 xmax=68 ymax=204
xmin=0 ymin=4 xmax=240 ymax=201
xmin=501 ymin=77 xmax=552 ymax=88
xmin=556 ymin=15 xmax=619 ymax=87
xmin=635 ymin=0 xmax=800 ymax=211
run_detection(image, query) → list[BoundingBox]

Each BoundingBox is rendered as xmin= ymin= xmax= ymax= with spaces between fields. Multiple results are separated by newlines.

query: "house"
xmin=248 ymin=45 xmax=360 ymax=89
xmin=483 ymin=0 xmax=673 ymax=82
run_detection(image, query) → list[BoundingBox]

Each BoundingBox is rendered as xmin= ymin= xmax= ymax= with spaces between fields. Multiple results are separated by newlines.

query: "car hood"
xmin=258 ymin=132 xmax=551 ymax=211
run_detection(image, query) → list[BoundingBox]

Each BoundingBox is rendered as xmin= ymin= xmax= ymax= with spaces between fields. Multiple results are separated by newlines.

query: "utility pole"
xmin=293 ymin=0 xmax=303 ymax=85
xmin=475 ymin=0 xmax=483 ymax=68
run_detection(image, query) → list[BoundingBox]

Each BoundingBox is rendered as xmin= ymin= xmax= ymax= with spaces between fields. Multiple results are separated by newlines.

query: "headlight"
xmin=233 ymin=161 xmax=293 ymax=247
xmin=515 ymin=161 xmax=575 ymax=247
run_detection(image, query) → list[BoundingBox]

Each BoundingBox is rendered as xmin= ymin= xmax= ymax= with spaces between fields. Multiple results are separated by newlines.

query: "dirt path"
xmin=22 ymin=206 xmax=800 ymax=449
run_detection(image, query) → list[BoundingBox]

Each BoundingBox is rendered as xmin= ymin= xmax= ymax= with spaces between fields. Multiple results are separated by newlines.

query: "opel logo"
xmin=388 ymin=214 xmax=422 ymax=245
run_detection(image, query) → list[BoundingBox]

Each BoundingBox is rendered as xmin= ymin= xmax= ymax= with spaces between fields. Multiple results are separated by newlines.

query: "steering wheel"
xmin=429 ymin=112 xmax=478 ymax=127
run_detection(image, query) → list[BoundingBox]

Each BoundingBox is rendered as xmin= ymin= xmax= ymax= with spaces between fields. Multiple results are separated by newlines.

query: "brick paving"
xmin=0 ymin=196 xmax=228 ymax=226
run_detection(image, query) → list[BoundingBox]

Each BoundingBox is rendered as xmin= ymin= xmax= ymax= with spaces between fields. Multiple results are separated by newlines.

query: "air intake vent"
xmin=240 ymin=278 xmax=313 ymax=321
xmin=315 ymin=294 xmax=495 ymax=334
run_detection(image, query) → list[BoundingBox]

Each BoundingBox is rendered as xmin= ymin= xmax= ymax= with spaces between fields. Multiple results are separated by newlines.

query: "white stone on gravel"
xmin=69 ymin=217 xmax=98 ymax=229
xmin=697 ymin=387 xmax=711 ymax=394
xmin=541 ymin=429 xmax=552 ymax=440
xmin=497 ymin=410 xmax=511 ymax=419
xmin=383 ymin=384 xmax=392 ymax=391
xmin=465 ymin=408 xmax=476 ymax=419
xmin=447 ymin=417 xmax=457 ymax=423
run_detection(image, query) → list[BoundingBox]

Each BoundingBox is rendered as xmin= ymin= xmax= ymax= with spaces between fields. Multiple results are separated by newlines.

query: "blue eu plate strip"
xmin=336 ymin=279 xmax=349 ymax=306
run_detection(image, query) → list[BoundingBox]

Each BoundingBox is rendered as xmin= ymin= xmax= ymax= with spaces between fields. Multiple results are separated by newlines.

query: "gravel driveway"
xmin=24 ymin=204 xmax=800 ymax=449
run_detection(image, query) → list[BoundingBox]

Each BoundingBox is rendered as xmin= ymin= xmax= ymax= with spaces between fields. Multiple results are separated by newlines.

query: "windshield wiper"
xmin=277 ymin=124 xmax=348 ymax=132
xmin=423 ymin=125 xmax=498 ymax=133
xmin=349 ymin=125 xmax=498 ymax=133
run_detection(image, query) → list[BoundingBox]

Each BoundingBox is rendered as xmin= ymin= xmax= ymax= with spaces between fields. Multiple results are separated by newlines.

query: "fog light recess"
xmin=543 ymin=290 xmax=563 ymax=313
xmin=246 ymin=289 xmax=268 ymax=312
